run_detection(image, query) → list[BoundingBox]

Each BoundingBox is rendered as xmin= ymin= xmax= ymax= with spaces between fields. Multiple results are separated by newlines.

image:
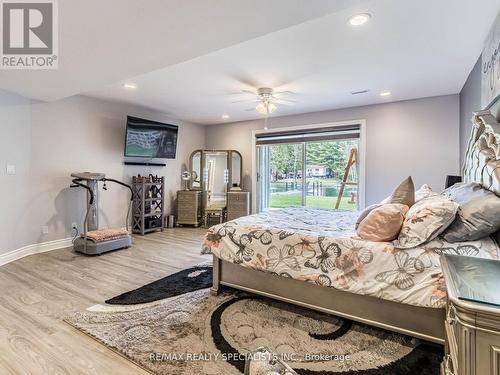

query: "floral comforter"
xmin=202 ymin=208 xmax=500 ymax=309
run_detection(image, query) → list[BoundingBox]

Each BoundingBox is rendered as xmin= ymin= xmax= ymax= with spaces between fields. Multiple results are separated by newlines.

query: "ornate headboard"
xmin=463 ymin=110 xmax=500 ymax=196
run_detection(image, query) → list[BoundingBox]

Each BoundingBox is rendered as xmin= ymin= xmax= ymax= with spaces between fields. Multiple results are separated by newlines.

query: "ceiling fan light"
xmin=256 ymin=101 xmax=277 ymax=114
xmin=256 ymin=102 xmax=267 ymax=114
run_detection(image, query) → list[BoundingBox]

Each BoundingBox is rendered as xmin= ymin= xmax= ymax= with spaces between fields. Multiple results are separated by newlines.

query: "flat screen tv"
xmin=124 ymin=116 xmax=178 ymax=159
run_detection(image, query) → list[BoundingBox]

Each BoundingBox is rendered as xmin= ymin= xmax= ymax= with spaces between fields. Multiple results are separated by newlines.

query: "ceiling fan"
xmin=232 ymin=87 xmax=296 ymax=114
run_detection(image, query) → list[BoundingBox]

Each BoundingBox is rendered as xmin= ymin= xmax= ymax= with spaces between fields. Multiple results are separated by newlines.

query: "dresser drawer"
xmin=176 ymin=191 xmax=201 ymax=226
xmin=475 ymin=330 xmax=500 ymax=375
xmin=228 ymin=200 xmax=247 ymax=210
xmin=227 ymin=192 xmax=249 ymax=221
xmin=228 ymin=193 xmax=247 ymax=202
xmin=178 ymin=192 xmax=200 ymax=203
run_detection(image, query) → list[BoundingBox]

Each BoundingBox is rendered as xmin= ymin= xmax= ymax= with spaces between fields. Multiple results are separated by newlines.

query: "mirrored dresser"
xmin=188 ymin=149 xmax=247 ymax=225
xmin=441 ymin=254 xmax=500 ymax=375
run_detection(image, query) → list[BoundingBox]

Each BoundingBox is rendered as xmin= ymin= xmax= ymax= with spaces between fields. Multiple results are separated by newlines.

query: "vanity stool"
xmin=204 ymin=206 xmax=226 ymax=227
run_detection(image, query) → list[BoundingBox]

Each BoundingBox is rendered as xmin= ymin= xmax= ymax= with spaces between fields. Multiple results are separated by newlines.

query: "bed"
xmin=202 ymin=110 xmax=500 ymax=344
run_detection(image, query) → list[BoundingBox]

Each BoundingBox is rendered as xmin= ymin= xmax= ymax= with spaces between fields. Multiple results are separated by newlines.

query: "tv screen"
xmin=124 ymin=116 xmax=178 ymax=159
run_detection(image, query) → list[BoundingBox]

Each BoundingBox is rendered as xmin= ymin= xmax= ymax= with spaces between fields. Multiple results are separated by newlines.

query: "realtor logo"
xmin=1 ymin=0 xmax=58 ymax=69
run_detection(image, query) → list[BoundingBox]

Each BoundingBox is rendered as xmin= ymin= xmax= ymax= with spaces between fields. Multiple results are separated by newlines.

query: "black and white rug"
xmin=66 ymin=267 xmax=443 ymax=375
xmin=106 ymin=264 xmax=212 ymax=305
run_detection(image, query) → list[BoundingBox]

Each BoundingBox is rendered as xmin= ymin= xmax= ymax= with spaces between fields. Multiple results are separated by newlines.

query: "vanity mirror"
xmin=190 ymin=150 xmax=202 ymax=189
xmin=187 ymin=149 xmax=244 ymax=225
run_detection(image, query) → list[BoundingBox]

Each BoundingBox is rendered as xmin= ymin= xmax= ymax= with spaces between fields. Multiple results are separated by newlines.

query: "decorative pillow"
xmin=415 ymin=184 xmax=438 ymax=202
xmin=442 ymin=182 xmax=483 ymax=203
xmin=356 ymin=203 xmax=409 ymax=242
xmin=394 ymin=195 xmax=459 ymax=249
xmin=442 ymin=183 xmax=500 ymax=242
xmin=388 ymin=176 xmax=415 ymax=207
xmin=356 ymin=176 xmax=414 ymax=229
xmin=355 ymin=203 xmax=381 ymax=229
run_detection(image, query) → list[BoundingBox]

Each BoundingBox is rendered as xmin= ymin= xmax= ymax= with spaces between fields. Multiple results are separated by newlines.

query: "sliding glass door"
xmin=304 ymin=140 xmax=358 ymax=210
xmin=256 ymin=126 xmax=360 ymax=212
xmin=265 ymin=143 xmax=304 ymax=208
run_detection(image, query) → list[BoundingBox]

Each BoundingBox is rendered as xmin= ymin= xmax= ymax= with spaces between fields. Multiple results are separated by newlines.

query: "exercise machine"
xmin=70 ymin=172 xmax=133 ymax=255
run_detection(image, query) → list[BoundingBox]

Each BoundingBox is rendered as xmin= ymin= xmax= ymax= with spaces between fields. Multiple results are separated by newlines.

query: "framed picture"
xmin=481 ymin=12 xmax=500 ymax=110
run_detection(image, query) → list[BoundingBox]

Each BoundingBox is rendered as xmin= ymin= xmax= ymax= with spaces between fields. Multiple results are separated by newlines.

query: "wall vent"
xmin=351 ymin=90 xmax=369 ymax=95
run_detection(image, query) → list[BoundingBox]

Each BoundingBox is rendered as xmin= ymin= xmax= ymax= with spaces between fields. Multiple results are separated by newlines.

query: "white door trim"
xmin=251 ymin=119 xmax=367 ymax=213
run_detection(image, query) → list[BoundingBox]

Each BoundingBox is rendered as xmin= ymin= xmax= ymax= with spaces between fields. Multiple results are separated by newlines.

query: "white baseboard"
xmin=0 ymin=237 xmax=73 ymax=266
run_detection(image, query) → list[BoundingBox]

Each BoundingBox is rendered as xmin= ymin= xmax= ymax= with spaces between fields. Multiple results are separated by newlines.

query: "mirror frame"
xmin=188 ymin=149 xmax=242 ymax=191
xmin=189 ymin=149 xmax=203 ymax=190
xmin=229 ymin=150 xmax=243 ymax=190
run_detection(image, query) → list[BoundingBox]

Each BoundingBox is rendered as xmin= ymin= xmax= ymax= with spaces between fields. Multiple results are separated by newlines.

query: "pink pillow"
xmin=356 ymin=203 xmax=409 ymax=242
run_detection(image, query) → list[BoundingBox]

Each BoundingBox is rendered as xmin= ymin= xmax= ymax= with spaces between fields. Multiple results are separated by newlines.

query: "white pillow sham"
xmin=394 ymin=194 xmax=458 ymax=249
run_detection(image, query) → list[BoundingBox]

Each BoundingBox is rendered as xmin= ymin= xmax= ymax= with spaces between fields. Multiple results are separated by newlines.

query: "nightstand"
xmin=226 ymin=191 xmax=250 ymax=221
xmin=440 ymin=254 xmax=500 ymax=375
xmin=176 ymin=190 xmax=202 ymax=227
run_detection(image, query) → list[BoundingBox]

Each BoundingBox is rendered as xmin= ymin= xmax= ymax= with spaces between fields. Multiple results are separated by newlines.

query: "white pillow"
xmin=415 ymin=184 xmax=438 ymax=202
xmin=394 ymin=194 xmax=458 ymax=249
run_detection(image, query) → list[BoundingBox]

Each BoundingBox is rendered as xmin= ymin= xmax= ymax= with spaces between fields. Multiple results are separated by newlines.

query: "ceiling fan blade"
xmin=274 ymin=90 xmax=296 ymax=95
xmin=245 ymin=108 xmax=256 ymax=111
xmin=242 ymin=89 xmax=257 ymax=95
xmin=275 ymin=98 xmax=297 ymax=103
xmin=231 ymin=99 xmax=259 ymax=103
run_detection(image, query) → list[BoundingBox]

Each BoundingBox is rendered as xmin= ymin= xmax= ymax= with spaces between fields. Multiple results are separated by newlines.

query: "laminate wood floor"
xmin=0 ymin=228 xmax=208 ymax=375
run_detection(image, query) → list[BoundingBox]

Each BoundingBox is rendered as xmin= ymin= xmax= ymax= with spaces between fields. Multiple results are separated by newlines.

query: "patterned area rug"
xmin=105 ymin=264 xmax=212 ymax=305
xmin=65 ymin=287 xmax=442 ymax=374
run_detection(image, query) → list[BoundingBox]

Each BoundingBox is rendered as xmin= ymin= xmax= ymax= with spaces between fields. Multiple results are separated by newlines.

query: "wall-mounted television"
xmin=124 ymin=116 xmax=178 ymax=159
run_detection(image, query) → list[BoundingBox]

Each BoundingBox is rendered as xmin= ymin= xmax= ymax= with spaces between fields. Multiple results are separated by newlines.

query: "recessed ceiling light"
xmin=122 ymin=83 xmax=137 ymax=89
xmin=221 ymin=114 xmax=230 ymax=120
xmin=380 ymin=91 xmax=391 ymax=97
xmin=348 ymin=13 xmax=371 ymax=26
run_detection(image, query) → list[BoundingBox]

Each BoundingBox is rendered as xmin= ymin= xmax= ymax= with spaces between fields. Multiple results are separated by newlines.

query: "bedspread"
xmin=202 ymin=208 xmax=500 ymax=309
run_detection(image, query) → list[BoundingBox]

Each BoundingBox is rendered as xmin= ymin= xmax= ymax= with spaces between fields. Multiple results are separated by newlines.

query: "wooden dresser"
xmin=441 ymin=254 xmax=500 ymax=375
xmin=226 ymin=191 xmax=250 ymax=221
xmin=176 ymin=190 xmax=201 ymax=227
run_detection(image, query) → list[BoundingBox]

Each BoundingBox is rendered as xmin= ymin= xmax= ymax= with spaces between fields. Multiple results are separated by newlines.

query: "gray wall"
xmin=459 ymin=58 xmax=481 ymax=167
xmin=205 ymin=95 xmax=460 ymax=207
xmin=459 ymin=56 xmax=500 ymax=166
xmin=0 ymin=92 xmax=205 ymax=255
xmin=0 ymin=91 xmax=32 ymax=256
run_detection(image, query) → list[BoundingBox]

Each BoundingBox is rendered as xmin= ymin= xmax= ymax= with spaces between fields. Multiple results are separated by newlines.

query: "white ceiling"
xmin=0 ymin=0 xmax=359 ymax=101
xmin=2 ymin=0 xmax=499 ymax=125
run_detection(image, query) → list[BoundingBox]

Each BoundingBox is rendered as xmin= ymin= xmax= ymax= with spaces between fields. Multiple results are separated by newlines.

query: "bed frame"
xmin=210 ymin=110 xmax=500 ymax=345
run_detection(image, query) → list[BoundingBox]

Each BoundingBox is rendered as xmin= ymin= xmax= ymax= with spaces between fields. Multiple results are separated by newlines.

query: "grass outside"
xmin=269 ymin=194 xmax=356 ymax=210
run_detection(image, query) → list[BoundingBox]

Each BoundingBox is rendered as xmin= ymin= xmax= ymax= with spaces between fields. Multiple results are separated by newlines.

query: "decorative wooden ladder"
xmin=335 ymin=148 xmax=358 ymax=209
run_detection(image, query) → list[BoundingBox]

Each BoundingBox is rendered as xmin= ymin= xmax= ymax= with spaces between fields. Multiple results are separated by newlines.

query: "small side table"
xmin=440 ymin=254 xmax=500 ymax=375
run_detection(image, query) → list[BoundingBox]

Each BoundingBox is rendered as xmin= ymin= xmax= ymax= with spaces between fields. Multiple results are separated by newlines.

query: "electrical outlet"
xmin=42 ymin=226 xmax=49 ymax=235
xmin=71 ymin=222 xmax=78 ymax=230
